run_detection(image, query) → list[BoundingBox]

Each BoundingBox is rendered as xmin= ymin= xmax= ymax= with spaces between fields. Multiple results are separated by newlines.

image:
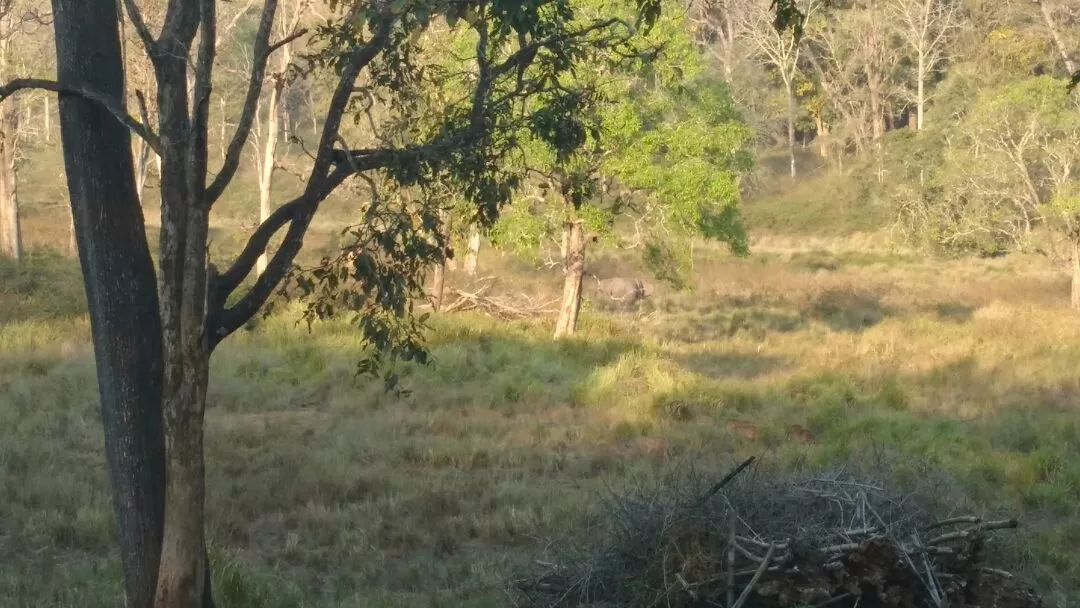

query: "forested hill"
xmin=692 ymin=0 xmax=1080 ymax=255
xmin=2 ymin=0 xmax=1079 ymax=260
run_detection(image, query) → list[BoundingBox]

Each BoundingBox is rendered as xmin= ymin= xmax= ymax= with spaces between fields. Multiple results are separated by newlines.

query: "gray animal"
xmin=593 ymin=276 xmax=648 ymax=308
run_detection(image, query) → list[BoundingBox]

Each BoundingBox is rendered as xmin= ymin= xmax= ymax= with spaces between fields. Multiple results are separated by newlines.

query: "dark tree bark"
xmin=51 ymin=1 xmax=166 ymax=606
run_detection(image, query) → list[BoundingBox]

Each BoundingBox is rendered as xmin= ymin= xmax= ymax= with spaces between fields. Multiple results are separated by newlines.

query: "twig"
xmin=675 ymin=573 xmax=699 ymax=601
xmin=732 ymin=544 xmax=776 ymax=608
xmin=727 ymin=513 xmax=736 ymax=608
xmin=922 ymin=552 xmax=944 ymax=608
xmin=923 ymin=515 xmax=982 ymax=531
xmin=703 ymin=456 xmax=756 ymax=501
xmin=926 ymin=519 xmax=1018 ymax=546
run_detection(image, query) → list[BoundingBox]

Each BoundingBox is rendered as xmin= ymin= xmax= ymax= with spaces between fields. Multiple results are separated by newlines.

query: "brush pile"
xmin=512 ymin=458 xmax=1043 ymax=608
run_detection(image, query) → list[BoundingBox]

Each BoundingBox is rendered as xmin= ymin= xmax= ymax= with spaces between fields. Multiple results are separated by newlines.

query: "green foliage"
xmin=291 ymin=0 xmax=663 ymax=382
xmin=491 ymin=0 xmax=754 ymax=284
xmin=895 ymin=76 xmax=1080 ymax=254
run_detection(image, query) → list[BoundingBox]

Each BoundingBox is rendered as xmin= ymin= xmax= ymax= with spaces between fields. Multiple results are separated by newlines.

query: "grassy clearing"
xmin=3 ymin=231 xmax=1080 ymax=606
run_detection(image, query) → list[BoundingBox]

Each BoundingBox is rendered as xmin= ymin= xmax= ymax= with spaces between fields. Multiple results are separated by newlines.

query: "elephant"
xmin=594 ymin=276 xmax=648 ymax=308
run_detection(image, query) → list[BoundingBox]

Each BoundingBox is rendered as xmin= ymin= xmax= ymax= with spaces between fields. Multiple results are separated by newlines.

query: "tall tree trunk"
xmin=0 ymin=16 xmax=20 ymax=262
xmin=52 ymin=2 xmax=167 ymax=607
xmin=464 ymin=227 xmax=480 ymax=276
xmin=867 ymin=73 xmax=884 ymax=143
xmin=256 ymin=79 xmax=283 ymax=276
xmin=0 ymin=102 xmax=18 ymax=261
xmin=153 ymin=31 xmax=214 ymax=607
xmin=554 ymin=219 xmax=585 ymax=339
xmin=785 ymin=80 xmax=797 ymax=179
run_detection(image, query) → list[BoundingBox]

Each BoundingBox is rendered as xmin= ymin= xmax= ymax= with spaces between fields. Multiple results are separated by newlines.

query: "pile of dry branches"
xmin=512 ymin=458 xmax=1043 ymax=608
xmin=441 ymin=276 xmax=559 ymax=320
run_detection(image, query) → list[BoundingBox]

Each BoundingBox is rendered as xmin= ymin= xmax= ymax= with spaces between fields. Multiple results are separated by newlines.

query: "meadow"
xmin=4 ymin=156 xmax=1080 ymax=606
xmin=2 ymin=140 xmax=1080 ymax=604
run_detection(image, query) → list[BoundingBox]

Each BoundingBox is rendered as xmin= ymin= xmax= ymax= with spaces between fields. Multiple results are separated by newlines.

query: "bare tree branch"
xmin=269 ymin=27 xmax=307 ymax=54
xmin=121 ymin=0 xmax=158 ymax=55
xmin=0 ymin=77 xmax=161 ymax=153
xmin=205 ymin=0 xmax=280 ymax=206
xmin=187 ymin=0 xmax=216 ymax=204
xmin=304 ymin=16 xmax=396 ymax=194
xmin=207 ymin=162 xmax=350 ymax=346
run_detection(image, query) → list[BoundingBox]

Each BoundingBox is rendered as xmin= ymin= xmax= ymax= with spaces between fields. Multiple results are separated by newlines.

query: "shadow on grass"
xmin=654 ymin=288 xmax=895 ymax=342
xmin=809 ymin=288 xmax=894 ymax=333
xmin=671 ymin=351 xmax=790 ymax=380
xmin=5 ymin=308 xmax=1080 ymax=605
xmin=0 ymin=250 xmax=87 ymax=325
xmin=931 ymin=301 xmax=977 ymax=323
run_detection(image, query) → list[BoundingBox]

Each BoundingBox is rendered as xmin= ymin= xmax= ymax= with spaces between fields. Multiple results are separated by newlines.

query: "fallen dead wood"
xmin=511 ymin=462 xmax=1043 ymax=608
xmin=440 ymin=276 xmax=559 ymax=320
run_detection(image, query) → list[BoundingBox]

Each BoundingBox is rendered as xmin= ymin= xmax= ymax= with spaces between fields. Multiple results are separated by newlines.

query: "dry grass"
xmin=4 ymin=186 xmax=1080 ymax=606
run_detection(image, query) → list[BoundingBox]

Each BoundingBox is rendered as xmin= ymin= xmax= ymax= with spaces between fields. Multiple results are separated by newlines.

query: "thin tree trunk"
xmin=43 ymin=95 xmax=51 ymax=143
xmin=430 ymin=258 xmax=446 ymax=311
xmin=431 ymin=209 xmax=452 ymax=310
xmin=52 ymin=2 xmax=167 ymax=606
xmin=0 ymin=102 xmax=18 ymax=262
xmin=786 ymin=80 xmax=797 ymax=179
xmin=256 ymin=16 xmax=297 ymax=276
xmin=1039 ymin=0 xmax=1077 ymax=74
xmin=916 ymin=53 xmax=925 ymax=131
xmin=867 ymin=74 xmax=884 ymax=143
xmin=134 ymin=137 xmax=152 ymax=204
xmin=256 ymin=80 xmax=283 ymax=276
xmin=464 ymin=227 xmax=480 ymax=276
xmin=554 ymin=219 xmax=585 ymax=339
xmin=1072 ymin=238 xmax=1080 ymax=310
xmin=69 ymin=211 xmax=76 ymax=255
xmin=814 ymin=114 xmax=829 ymax=159
xmin=218 ymin=95 xmax=227 ymax=162
xmin=0 ymin=15 xmax=20 ymax=262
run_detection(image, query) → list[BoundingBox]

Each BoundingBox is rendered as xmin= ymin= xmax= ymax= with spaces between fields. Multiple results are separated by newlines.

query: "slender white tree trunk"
xmin=1072 ymin=239 xmax=1080 ymax=311
xmin=554 ymin=220 xmax=586 ymax=338
xmin=0 ymin=24 xmax=20 ymax=262
xmin=464 ymin=228 xmax=480 ymax=276
xmin=43 ymin=95 xmax=50 ymax=144
xmin=916 ymin=53 xmax=925 ymax=131
xmin=256 ymin=82 xmax=283 ymax=276
xmin=786 ymin=79 xmax=797 ymax=179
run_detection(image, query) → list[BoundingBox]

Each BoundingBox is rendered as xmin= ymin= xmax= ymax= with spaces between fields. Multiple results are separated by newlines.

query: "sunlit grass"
xmin=3 ymin=214 xmax=1080 ymax=605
